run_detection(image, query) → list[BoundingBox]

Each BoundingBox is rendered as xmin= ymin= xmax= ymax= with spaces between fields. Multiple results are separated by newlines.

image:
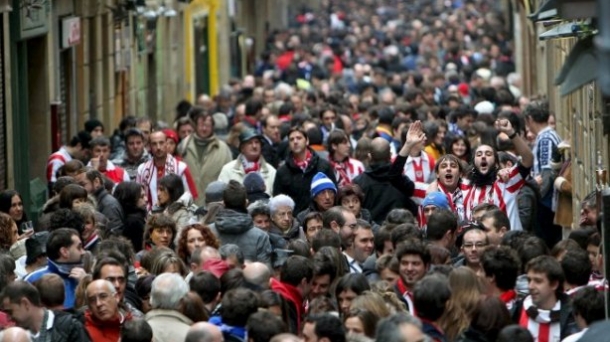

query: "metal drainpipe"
xmin=596 ymin=0 xmax=610 ymax=96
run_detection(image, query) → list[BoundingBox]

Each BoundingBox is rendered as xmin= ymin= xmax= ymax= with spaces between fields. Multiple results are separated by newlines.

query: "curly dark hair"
xmin=0 ymin=213 xmax=16 ymax=251
xmin=143 ymin=214 xmax=177 ymax=249
xmin=176 ymin=223 xmax=220 ymax=264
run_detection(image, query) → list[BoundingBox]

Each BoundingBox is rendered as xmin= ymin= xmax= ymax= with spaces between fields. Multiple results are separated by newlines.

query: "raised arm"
xmin=495 ymin=118 xmax=533 ymax=168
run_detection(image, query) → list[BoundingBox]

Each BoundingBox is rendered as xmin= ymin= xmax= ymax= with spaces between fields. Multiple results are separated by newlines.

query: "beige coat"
xmin=180 ymin=135 xmax=233 ymax=206
xmin=145 ymin=309 xmax=193 ymax=342
xmin=217 ymin=155 xmax=276 ymax=195
xmin=554 ymin=160 xmax=573 ymax=227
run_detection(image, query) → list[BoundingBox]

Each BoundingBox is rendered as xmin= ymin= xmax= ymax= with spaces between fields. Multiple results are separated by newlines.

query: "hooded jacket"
xmin=353 ymin=155 xmax=417 ymax=224
xmin=273 ymin=149 xmax=337 ymax=214
xmin=211 ymin=208 xmax=272 ymax=265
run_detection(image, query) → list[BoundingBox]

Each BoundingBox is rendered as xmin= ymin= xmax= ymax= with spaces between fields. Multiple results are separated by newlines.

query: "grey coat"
xmin=211 ymin=208 xmax=273 ymax=266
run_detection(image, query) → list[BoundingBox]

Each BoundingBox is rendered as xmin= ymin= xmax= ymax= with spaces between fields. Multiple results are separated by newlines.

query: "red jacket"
xmin=85 ymin=310 xmax=131 ymax=342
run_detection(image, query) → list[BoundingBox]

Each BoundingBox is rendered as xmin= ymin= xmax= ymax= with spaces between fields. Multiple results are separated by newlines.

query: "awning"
xmin=528 ymin=0 xmax=559 ymax=22
xmin=554 ymin=36 xmax=598 ymax=96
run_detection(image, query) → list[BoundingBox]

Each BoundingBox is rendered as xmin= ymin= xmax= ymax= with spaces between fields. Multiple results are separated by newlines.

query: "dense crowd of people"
xmin=0 ymin=0 xmax=607 ymax=341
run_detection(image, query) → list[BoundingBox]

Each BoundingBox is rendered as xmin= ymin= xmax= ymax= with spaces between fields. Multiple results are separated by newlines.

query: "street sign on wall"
xmin=61 ymin=17 xmax=80 ymax=48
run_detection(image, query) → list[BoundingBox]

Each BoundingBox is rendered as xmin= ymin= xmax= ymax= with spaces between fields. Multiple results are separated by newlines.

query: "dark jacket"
xmin=268 ymin=219 xmax=306 ymax=245
xmin=362 ymin=254 xmax=380 ymax=282
xmin=518 ymin=179 xmax=540 ymax=233
xmin=261 ymin=136 xmax=280 ymax=169
xmin=456 ymin=327 xmax=491 ymax=342
xmin=94 ymin=187 xmax=125 ymax=236
xmin=422 ymin=320 xmax=447 ymax=342
xmin=512 ymin=294 xmax=578 ymax=340
xmin=52 ymin=310 xmax=92 ymax=342
xmin=353 ymin=155 xmax=417 ymax=224
xmin=273 ymin=149 xmax=337 ymax=214
xmin=211 ymin=208 xmax=272 ymax=266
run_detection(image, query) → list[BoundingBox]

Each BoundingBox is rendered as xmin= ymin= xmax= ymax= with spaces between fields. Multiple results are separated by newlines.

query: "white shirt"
xmin=561 ymin=329 xmax=586 ymax=342
xmin=343 ymin=252 xmax=362 ymax=274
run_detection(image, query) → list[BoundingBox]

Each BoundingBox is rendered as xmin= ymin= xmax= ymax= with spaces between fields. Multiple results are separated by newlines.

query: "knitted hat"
xmin=205 ymin=181 xmax=227 ymax=204
xmin=243 ymin=172 xmax=266 ymax=193
xmin=310 ymin=172 xmax=337 ymax=198
xmin=422 ymin=192 xmax=450 ymax=210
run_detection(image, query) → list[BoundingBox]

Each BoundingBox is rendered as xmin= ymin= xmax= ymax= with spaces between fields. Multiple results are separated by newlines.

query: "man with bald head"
xmin=0 ymin=327 xmax=31 ymax=342
xmin=84 ymin=279 xmax=130 ymax=342
xmin=243 ymin=262 xmax=271 ymax=289
xmin=136 ymin=130 xmax=198 ymax=208
xmin=353 ymin=122 xmax=425 ymax=223
xmin=185 ymin=321 xmax=224 ymax=342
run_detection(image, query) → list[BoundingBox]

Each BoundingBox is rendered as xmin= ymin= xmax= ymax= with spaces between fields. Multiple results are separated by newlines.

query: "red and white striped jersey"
xmin=462 ymin=165 xmax=524 ymax=230
xmin=46 ymin=147 xmax=72 ymax=183
xmin=136 ymin=155 xmax=199 ymax=208
xmin=87 ymin=160 xmax=130 ymax=184
xmin=435 ymin=182 xmax=467 ymax=224
xmin=403 ymin=152 xmax=436 ymax=184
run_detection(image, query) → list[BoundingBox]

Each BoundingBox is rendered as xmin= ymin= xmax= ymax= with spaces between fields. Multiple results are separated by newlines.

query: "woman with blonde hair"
xmin=349 ymin=291 xmax=391 ymax=319
xmin=369 ymin=280 xmax=407 ymax=314
xmin=438 ymin=266 xmax=485 ymax=341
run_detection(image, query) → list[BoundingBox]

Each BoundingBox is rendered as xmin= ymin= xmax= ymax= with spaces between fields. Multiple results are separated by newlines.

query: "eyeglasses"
xmin=462 ymin=242 xmax=487 ymax=249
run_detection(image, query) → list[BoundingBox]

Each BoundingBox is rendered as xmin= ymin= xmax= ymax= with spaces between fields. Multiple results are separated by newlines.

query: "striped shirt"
xmin=46 ymin=147 xmax=72 ymax=183
xmin=462 ymin=164 xmax=525 ymax=230
xmin=532 ymin=126 xmax=561 ymax=176
xmin=403 ymin=151 xmax=436 ymax=184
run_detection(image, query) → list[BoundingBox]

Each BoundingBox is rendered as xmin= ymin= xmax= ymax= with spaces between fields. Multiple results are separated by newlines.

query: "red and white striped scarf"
xmin=240 ymin=155 xmax=260 ymax=174
xmin=330 ymin=158 xmax=351 ymax=186
xmin=293 ymin=150 xmax=312 ymax=171
xmin=519 ymin=296 xmax=561 ymax=342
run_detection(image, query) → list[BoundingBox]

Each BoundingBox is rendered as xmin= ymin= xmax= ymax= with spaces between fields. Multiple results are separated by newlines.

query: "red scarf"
xmin=396 ymin=278 xmax=416 ymax=315
xmin=293 ymin=150 xmax=312 ymax=171
xmin=240 ymin=155 xmax=260 ymax=174
xmin=271 ymin=278 xmax=304 ymax=331
xmin=500 ymin=290 xmax=517 ymax=304
xmin=330 ymin=157 xmax=351 ymax=186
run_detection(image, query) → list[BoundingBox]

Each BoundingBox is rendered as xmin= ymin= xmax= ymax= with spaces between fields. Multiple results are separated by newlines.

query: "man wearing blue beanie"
xmin=296 ymin=172 xmax=337 ymax=224
xmin=422 ymin=192 xmax=450 ymax=221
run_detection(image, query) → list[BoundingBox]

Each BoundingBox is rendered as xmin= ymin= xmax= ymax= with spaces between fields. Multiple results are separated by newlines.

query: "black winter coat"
xmin=353 ymin=155 xmax=417 ymax=224
xmin=52 ymin=310 xmax=92 ymax=342
xmin=273 ymin=149 xmax=337 ymax=214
